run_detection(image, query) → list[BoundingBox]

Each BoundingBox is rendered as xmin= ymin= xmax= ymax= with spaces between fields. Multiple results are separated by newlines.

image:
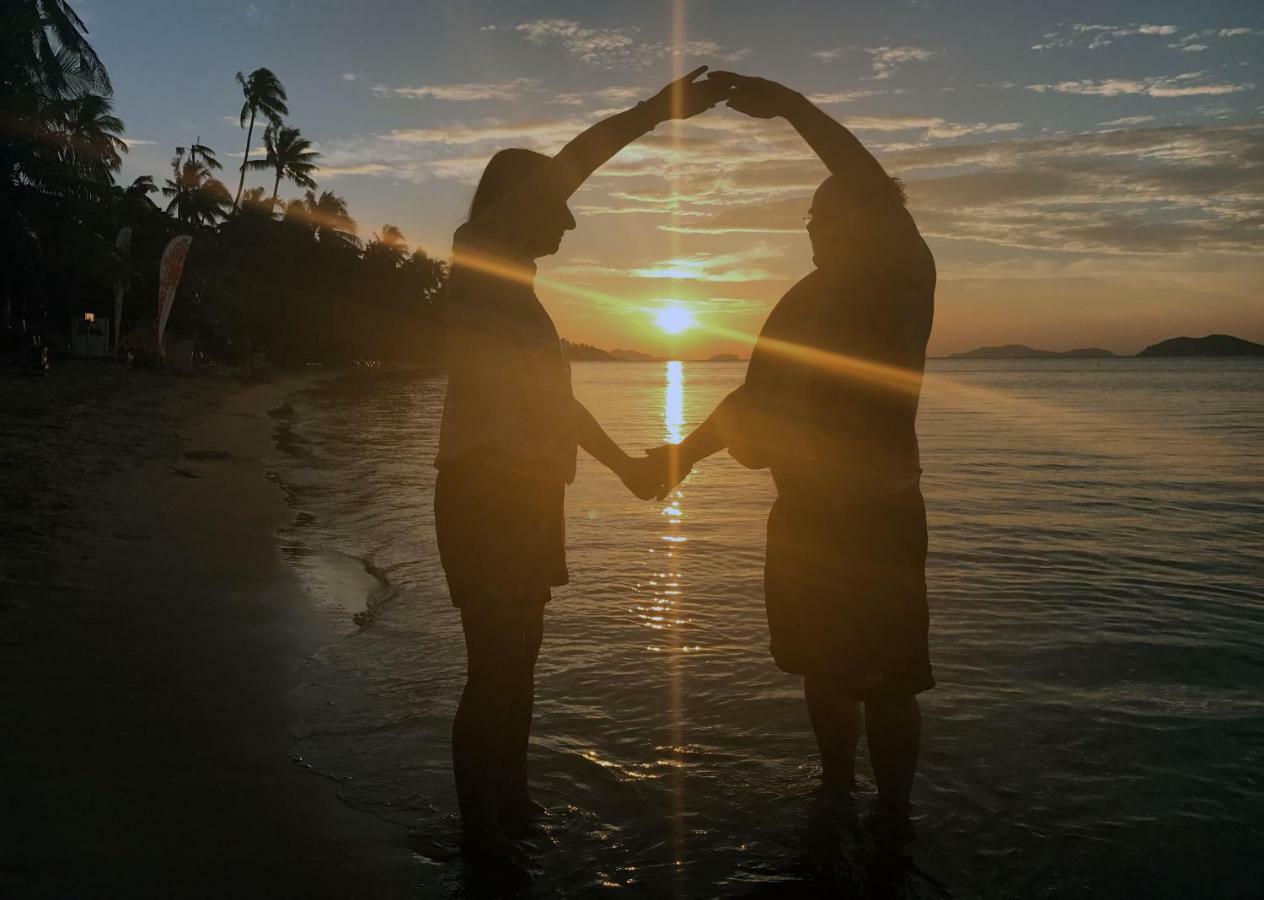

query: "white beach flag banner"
xmin=156 ymin=235 xmax=192 ymax=358
xmin=112 ymin=227 xmax=132 ymax=347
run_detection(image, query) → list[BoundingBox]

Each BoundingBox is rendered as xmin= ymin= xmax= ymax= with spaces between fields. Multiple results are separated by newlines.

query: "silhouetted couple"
xmin=434 ymin=67 xmax=935 ymax=881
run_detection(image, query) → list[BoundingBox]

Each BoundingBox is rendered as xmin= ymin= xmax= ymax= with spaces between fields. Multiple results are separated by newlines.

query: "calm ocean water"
xmin=272 ymin=359 xmax=1264 ymax=897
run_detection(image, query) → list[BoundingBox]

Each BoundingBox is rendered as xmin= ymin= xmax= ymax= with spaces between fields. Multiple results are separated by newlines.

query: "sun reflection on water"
xmin=663 ymin=358 xmax=688 ymax=892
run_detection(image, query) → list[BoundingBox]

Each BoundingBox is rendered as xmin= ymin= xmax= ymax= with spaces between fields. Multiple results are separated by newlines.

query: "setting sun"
xmin=654 ymin=305 xmax=696 ymax=335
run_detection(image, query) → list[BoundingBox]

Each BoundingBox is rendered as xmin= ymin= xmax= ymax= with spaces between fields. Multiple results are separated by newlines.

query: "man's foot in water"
xmin=461 ymin=826 xmax=531 ymax=884
xmin=499 ymin=795 xmax=548 ymax=838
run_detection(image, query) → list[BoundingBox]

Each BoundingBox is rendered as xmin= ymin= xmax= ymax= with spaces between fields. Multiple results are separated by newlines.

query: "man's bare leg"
xmin=803 ymin=674 xmax=863 ymax=795
xmin=864 ymin=694 xmax=921 ymax=822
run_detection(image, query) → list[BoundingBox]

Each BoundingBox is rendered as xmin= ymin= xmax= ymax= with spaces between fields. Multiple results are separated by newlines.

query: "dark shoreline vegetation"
xmin=3 ymin=4 xmax=445 ymax=368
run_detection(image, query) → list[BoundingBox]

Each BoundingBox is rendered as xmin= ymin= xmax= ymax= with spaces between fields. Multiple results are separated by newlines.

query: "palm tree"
xmin=49 ymin=93 xmax=127 ymax=186
xmin=303 ymin=189 xmax=358 ymax=247
xmin=162 ymin=147 xmax=231 ymax=227
xmin=237 ymin=185 xmax=273 ymax=217
xmin=2 ymin=4 xmax=127 ymax=326
xmin=2 ymin=1 xmax=111 ymax=98
xmin=247 ymin=124 xmax=318 ymax=204
xmin=232 ymin=68 xmax=287 ymax=211
xmin=180 ymin=136 xmax=221 ymax=171
xmin=364 ymin=224 xmax=408 ymax=268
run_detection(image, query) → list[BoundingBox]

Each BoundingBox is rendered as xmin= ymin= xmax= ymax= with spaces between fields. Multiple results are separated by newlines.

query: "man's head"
xmin=469 ymin=148 xmax=576 ymax=259
xmin=806 ymin=173 xmax=908 ymax=268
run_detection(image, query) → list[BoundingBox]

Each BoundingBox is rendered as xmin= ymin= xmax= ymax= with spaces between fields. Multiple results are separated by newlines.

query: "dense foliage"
xmin=1 ymin=2 xmax=445 ymax=365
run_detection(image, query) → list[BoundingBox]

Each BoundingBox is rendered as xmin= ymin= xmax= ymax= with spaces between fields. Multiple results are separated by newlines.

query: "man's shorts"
xmin=763 ymin=485 xmax=934 ymax=700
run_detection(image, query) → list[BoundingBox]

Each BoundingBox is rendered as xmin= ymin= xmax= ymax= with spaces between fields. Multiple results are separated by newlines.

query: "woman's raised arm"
xmin=470 ymin=67 xmax=727 ymax=236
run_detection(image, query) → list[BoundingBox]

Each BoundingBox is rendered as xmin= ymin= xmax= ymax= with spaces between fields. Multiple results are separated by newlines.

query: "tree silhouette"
xmin=232 ymin=68 xmax=288 ymax=211
xmin=365 ymin=224 xmax=408 ymax=268
xmin=303 ymin=190 xmax=358 ymax=248
xmin=162 ymin=146 xmax=231 ymax=227
xmin=247 ymin=124 xmax=319 ymax=203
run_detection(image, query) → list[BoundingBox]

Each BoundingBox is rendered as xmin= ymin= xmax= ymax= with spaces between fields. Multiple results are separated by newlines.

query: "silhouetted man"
xmin=652 ymin=72 xmax=935 ymax=843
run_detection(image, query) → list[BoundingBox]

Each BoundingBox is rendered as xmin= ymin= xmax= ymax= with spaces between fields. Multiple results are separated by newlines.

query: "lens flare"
xmin=655 ymin=305 xmax=696 ymax=335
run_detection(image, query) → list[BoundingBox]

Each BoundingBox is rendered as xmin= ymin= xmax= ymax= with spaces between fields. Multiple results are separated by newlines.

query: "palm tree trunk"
xmin=233 ymin=108 xmax=256 ymax=212
xmin=272 ymin=170 xmax=281 ymax=205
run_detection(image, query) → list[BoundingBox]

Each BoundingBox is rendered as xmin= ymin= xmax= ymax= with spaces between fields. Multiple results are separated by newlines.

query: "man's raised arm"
xmin=707 ymin=71 xmax=911 ymax=221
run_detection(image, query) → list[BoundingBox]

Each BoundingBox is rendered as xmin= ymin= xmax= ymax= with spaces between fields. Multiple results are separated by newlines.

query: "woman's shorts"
xmin=434 ymin=457 xmax=568 ymax=609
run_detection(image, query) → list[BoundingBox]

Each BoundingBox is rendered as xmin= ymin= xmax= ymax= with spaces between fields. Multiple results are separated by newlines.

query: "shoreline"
xmin=1 ymin=364 xmax=414 ymax=896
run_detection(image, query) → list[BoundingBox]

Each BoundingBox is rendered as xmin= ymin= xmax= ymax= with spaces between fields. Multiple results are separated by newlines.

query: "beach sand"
xmin=1 ymin=362 xmax=414 ymax=897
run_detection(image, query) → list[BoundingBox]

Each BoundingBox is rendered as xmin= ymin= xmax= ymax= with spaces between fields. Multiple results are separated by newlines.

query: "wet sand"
xmin=0 ymin=362 xmax=414 ymax=897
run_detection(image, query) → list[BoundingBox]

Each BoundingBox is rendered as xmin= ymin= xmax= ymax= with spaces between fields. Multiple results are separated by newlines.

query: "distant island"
xmin=560 ymin=340 xmax=615 ymax=361
xmin=949 ymin=344 xmax=1115 ymax=359
xmin=707 ymin=353 xmax=747 ymax=362
xmin=1137 ymin=334 xmax=1264 ymax=358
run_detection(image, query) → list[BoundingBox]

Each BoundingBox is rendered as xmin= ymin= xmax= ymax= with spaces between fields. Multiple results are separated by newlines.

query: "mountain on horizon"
xmin=949 ymin=344 xmax=1115 ymax=359
xmin=1137 ymin=334 xmax=1264 ymax=358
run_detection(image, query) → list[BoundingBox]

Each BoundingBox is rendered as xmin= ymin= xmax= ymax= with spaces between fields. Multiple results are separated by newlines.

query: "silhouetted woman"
xmin=434 ymin=66 xmax=724 ymax=873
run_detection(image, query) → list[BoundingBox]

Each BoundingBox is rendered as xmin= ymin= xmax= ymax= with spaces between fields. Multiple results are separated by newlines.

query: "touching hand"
xmin=644 ymin=444 xmax=694 ymax=501
xmin=646 ymin=65 xmax=730 ymax=122
xmin=618 ymin=453 xmax=666 ymax=501
xmin=705 ymin=71 xmax=803 ymax=119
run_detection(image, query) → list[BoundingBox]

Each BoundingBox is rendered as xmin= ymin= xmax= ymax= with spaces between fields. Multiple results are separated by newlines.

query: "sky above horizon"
xmin=85 ymin=0 xmax=1263 ymax=357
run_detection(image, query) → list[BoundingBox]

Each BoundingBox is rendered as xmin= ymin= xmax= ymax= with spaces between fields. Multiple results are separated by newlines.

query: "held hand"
xmin=645 ymin=444 xmax=694 ymax=501
xmin=617 ymin=453 xmax=666 ymax=501
xmin=705 ymin=71 xmax=802 ymax=119
xmin=646 ymin=65 xmax=729 ymax=122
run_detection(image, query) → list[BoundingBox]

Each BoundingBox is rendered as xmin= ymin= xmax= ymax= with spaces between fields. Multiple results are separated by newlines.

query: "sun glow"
xmin=655 ymin=304 xmax=696 ymax=335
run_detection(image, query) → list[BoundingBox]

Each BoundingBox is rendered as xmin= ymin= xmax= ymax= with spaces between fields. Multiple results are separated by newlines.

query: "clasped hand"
xmin=644 ymin=67 xmax=801 ymax=124
xmin=616 ymin=445 xmax=695 ymax=502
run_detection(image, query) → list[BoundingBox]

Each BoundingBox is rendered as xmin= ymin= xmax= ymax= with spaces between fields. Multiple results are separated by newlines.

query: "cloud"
xmin=662 ymin=123 xmax=1264 ymax=256
xmin=1028 ymin=73 xmax=1254 ymax=98
xmin=513 ymin=18 xmax=638 ymax=64
xmin=658 ymin=195 xmax=811 ymax=235
xmin=121 ymin=138 xmax=155 ymax=147
xmin=341 ymin=73 xmax=358 ymax=82
xmin=1099 ymin=115 xmax=1157 ymax=127
xmin=844 ymin=116 xmax=1022 ymax=139
xmin=557 ymin=245 xmax=787 ymax=282
xmin=811 ymin=45 xmax=938 ymax=80
xmin=372 ymin=78 xmax=539 ymax=101
xmin=893 ymin=125 xmax=1264 ymax=255
xmin=549 ymin=86 xmax=644 ymax=106
xmin=386 ymin=116 xmax=593 ymax=148
xmin=389 ymin=82 xmax=523 ymax=102
xmin=321 ymin=163 xmax=392 ymax=177
xmin=509 ymin=18 xmax=747 ymax=68
xmin=806 ymin=89 xmax=887 ymax=104
xmin=867 ymin=45 xmax=938 ymax=79
xmin=1033 ymin=22 xmax=1181 ymax=50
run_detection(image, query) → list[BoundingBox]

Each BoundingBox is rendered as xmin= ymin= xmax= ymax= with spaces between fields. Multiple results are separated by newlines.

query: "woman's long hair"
xmin=467 ymin=148 xmax=550 ymax=221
